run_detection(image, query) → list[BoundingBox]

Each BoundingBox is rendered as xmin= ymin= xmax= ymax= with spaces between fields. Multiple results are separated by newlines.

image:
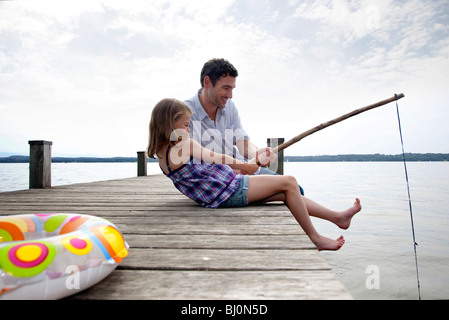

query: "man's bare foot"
xmin=336 ymin=198 xmax=362 ymax=230
xmin=312 ymin=235 xmax=345 ymax=251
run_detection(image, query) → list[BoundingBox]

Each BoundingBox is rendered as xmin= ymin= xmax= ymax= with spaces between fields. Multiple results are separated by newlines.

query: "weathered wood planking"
xmin=0 ymin=174 xmax=352 ymax=300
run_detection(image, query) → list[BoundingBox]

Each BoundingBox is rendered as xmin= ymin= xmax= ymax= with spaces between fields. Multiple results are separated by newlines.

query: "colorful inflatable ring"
xmin=0 ymin=213 xmax=129 ymax=300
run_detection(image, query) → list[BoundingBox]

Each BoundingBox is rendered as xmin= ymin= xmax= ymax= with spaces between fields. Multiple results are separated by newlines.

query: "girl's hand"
xmin=241 ymin=163 xmax=259 ymax=175
xmin=255 ymin=147 xmax=277 ymax=167
xmin=231 ymin=163 xmax=259 ymax=175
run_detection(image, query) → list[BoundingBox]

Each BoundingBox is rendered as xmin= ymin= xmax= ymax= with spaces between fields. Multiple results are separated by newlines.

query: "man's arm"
xmin=236 ymin=139 xmax=258 ymax=160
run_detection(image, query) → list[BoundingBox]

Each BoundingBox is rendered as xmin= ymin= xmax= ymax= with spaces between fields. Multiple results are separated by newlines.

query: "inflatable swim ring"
xmin=0 ymin=213 xmax=129 ymax=300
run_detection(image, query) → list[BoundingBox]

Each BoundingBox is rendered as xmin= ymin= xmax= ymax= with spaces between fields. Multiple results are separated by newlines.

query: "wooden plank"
xmin=124 ymin=234 xmax=314 ymax=250
xmin=120 ymin=248 xmax=328 ymax=271
xmin=118 ymin=224 xmax=305 ymax=236
xmin=72 ymin=270 xmax=352 ymax=300
xmin=0 ymin=208 xmax=292 ymax=218
xmin=108 ymin=216 xmax=298 ymax=226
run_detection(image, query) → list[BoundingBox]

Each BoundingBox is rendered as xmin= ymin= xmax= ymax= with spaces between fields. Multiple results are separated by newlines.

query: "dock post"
xmin=29 ymin=140 xmax=52 ymax=189
xmin=267 ymin=138 xmax=284 ymax=175
xmin=137 ymin=151 xmax=147 ymax=176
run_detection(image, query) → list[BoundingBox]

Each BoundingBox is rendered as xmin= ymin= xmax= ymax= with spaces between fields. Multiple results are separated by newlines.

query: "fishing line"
xmin=395 ymin=93 xmax=421 ymax=300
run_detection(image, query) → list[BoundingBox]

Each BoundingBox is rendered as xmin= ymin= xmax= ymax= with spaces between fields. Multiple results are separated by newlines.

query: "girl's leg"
xmin=251 ymin=180 xmax=362 ymax=230
xmin=303 ymin=197 xmax=362 ymax=230
xmin=249 ymin=180 xmax=361 ymax=230
xmin=247 ymin=175 xmax=345 ymax=251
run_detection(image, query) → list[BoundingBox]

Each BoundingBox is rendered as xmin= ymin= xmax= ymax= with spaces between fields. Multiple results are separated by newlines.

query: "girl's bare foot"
xmin=336 ymin=198 xmax=362 ymax=230
xmin=312 ymin=235 xmax=345 ymax=251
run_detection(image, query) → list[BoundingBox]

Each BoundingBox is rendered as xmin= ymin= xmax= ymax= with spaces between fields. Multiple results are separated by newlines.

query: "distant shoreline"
xmin=1 ymin=153 xmax=448 ymax=163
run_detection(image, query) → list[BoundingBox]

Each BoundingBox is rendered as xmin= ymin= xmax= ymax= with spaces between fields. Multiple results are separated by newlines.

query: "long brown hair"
xmin=146 ymin=98 xmax=192 ymax=159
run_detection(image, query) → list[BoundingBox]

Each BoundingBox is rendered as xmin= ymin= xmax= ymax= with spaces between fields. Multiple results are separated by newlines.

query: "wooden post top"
xmin=29 ymin=140 xmax=53 ymax=146
xmin=267 ymin=138 xmax=285 ymax=143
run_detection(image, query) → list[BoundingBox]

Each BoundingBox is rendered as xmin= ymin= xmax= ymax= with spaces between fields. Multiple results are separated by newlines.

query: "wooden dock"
xmin=0 ymin=174 xmax=352 ymax=300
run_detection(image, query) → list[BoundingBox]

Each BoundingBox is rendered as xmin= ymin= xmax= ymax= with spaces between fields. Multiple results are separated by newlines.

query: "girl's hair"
xmin=146 ymin=98 xmax=192 ymax=159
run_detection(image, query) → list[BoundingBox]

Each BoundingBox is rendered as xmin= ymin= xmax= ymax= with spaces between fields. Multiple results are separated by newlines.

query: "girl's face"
xmin=174 ymin=112 xmax=191 ymax=133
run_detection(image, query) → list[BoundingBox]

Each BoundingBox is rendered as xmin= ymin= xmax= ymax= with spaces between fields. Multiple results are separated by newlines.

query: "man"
xmin=184 ymin=58 xmax=304 ymax=194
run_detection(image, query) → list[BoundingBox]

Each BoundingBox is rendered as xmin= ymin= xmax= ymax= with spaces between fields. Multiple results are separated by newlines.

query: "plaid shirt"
xmin=164 ymin=159 xmax=241 ymax=208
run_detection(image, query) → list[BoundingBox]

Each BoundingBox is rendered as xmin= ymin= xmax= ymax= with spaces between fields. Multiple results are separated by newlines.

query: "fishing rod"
xmin=273 ymin=93 xmax=405 ymax=153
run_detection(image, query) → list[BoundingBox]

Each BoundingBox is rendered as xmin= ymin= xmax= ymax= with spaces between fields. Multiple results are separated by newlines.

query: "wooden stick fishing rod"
xmin=274 ymin=93 xmax=405 ymax=153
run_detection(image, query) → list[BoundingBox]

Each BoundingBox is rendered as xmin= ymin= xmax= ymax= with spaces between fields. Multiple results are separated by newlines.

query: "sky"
xmin=0 ymin=0 xmax=448 ymax=157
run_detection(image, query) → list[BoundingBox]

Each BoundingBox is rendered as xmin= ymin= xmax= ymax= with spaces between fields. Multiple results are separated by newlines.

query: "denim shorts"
xmin=219 ymin=175 xmax=249 ymax=208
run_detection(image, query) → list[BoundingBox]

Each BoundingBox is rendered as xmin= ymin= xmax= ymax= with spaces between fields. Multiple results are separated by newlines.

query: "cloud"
xmin=0 ymin=0 xmax=448 ymax=157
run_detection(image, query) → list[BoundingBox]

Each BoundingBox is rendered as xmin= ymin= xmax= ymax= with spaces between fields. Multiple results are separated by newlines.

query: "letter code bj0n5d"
xmin=225 ymin=304 xmax=268 ymax=317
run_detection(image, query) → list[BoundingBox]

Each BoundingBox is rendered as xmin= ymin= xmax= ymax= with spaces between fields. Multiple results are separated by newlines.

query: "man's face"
xmin=206 ymin=75 xmax=236 ymax=109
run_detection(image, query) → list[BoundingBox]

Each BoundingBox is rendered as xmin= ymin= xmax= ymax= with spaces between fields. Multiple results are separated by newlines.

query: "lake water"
xmin=284 ymin=161 xmax=449 ymax=300
xmin=1 ymin=161 xmax=448 ymax=300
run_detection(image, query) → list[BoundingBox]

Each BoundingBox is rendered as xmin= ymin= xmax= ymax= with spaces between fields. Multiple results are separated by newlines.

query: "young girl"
xmin=147 ymin=98 xmax=362 ymax=251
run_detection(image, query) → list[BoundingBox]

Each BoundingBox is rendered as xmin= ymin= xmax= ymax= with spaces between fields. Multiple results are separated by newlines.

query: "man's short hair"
xmin=200 ymin=58 xmax=238 ymax=88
